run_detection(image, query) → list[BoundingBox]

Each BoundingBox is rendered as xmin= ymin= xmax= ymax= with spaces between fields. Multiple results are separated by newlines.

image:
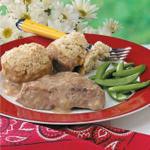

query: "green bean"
xmin=96 ymin=62 xmax=110 ymax=79
xmin=95 ymin=73 xmax=139 ymax=87
xmin=116 ymin=61 xmax=124 ymax=72
xmin=107 ymin=90 xmax=132 ymax=101
xmin=131 ymin=79 xmax=140 ymax=84
xmin=124 ymin=63 xmax=134 ymax=68
xmin=108 ymin=80 xmax=150 ymax=92
xmin=126 ymin=66 xmax=134 ymax=70
xmin=113 ymin=65 xmax=146 ymax=77
xmin=103 ymin=68 xmax=116 ymax=79
xmin=103 ymin=63 xmax=135 ymax=79
xmin=112 ymin=62 xmax=134 ymax=67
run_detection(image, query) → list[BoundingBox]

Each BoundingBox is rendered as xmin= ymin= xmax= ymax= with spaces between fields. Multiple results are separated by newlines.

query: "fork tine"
xmin=111 ymin=47 xmax=132 ymax=51
xmin=111 ymin=49 xmax=131 ymax=54
xmin=111 ymin=47 xmax=131 ymax=53
xmin=119 ymin=56 xmax=127 ymax=60
xmin=110 ymin=51 xmax=130 ymax=55
xmin=109 ymin=56 xmax=127 ymax=61
xmin=110 ymin=53 xmax=129 ymax=58
xmin=109 ymin=47 xmax=131 ymax=60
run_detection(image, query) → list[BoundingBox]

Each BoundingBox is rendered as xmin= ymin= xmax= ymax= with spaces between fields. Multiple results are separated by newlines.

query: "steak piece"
xmin=17 ymin=72 xmax=105 ymax=112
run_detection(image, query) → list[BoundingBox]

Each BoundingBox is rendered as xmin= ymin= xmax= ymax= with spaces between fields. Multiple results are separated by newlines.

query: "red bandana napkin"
xmin=0 ymin=115 xmax=150 ymax=150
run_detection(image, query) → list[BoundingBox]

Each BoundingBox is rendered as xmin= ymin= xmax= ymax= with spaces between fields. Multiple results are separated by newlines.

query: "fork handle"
xmin=21 ymin=19 xmax=66 ymax=39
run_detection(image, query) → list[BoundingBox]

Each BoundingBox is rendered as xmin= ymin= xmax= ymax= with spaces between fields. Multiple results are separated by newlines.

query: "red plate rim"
xmin=0 ymin=34 xmax=150 ymax=125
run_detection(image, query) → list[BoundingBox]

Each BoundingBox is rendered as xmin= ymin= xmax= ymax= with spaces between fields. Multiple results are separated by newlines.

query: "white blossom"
xmin=0 ymin=16 xmax=20 ymax=43
xmin=48 ymin=19 xmax=74 ymax=33
xmin=72 ymin=0 xmax=98 ymax=19
xmin=83 ymin=26 xmax=96 ymax=34
xmin=98 ymin=19 xmax=120 ymax=36
xmin=51 ymin=2 xmax=79 ymax=24
xmin=0 ymin=0 xmax=119 ymax=44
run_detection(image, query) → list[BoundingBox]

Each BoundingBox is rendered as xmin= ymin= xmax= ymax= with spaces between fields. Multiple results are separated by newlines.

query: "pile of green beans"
xmin=89 ymin=61 xmax=150 ymax=101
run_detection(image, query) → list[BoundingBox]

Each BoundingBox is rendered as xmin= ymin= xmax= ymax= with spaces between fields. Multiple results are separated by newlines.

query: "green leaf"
xmin=0 ymin=5 xmax=8 ymax=16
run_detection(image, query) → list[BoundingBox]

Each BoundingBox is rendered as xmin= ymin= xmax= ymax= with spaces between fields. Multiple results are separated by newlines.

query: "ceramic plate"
xmin=0 ymin=34 xmax=150 ymax=125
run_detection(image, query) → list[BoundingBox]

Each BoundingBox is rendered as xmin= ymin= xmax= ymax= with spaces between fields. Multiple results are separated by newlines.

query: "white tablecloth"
xmin=109 ymin=45 xmax=150 ymax=135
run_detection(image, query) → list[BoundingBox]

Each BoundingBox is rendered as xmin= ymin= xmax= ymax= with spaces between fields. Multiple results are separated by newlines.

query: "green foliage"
xmin=64 ymin=0 xmax=150 ymax=44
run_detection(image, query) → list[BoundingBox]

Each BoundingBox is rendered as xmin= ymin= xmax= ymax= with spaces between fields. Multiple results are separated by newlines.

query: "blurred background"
xmin=65 ymin=0 xmax=150 ymax=44
xmin=0 ymin=0 xmax=150 ymax=44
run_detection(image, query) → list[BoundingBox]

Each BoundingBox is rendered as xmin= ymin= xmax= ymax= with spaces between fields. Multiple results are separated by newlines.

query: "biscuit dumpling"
xmin=47 ymin=32 xmax=88 ymax=72
xmin=1 ymin=43 xmax=52 ymax=83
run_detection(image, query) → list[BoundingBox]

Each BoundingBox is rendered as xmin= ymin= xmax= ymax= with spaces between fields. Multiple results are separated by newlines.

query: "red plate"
xmin=0 ymin=35 xmax=150 ymax=125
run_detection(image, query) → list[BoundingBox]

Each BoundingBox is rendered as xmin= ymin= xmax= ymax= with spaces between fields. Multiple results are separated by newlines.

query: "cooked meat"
xmin=1 ymin=43 xmax=53 ymax=83
xmin=47 ymin=32 xmax=88 ymax=72
xmin=17 ymin=72 xmax=105 ymax=112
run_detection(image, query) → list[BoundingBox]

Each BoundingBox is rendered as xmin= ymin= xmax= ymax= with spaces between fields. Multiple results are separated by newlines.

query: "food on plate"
xmin=95 ymin=73 xmax=139 ymax=87
xmin=90 ymin=63 xmax=134 ymax=80
xmin=1 ymin=43 xmax=52 ymax=83
xmin=103 ymin=63 xmax=134 ymax=79
xmin=79 ymin=42 xmax=111 ymax=74
xmin=90 ymin=61 xmax=150 ymax=101
xmin=107 ymin=90 xmax=132 ymax=102
xmin=113 ymin=64 xmax=146 ymax=77
xmin=1 ymin=78 xmax=22 ymax=96
xmin=17 ymin=72 xmax=105 ymax=112
xmin=90 ymin=41 xmax=110 ymax=59
xmin=47 ymin=31 xmax=111 ymax=74
xmin=47 ymin=32 xmax=88 ymax=72
xmin=95 ymin=62 xmax=111 ymax=79
xmin=108 ymin=80 xmax=150 ymax=92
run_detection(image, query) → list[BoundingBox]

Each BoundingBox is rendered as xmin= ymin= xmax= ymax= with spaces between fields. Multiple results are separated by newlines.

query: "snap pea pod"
xmin=112 ymin=62 xmax=134 ymax=67
xmin=103 ymin=68 xmax=116 ymax=79
xmin=113 ymin=65 xmax=146 ymax=77
xmin=95 ymin=73 xmax=139 ymax=87
xmin=103 ymin=63 xmax=135 ymax=79
xmin=107 ymin=90 xmax=132 ymax=101
xmin=96 ymin=62 xmax=110 ymax=79
xmin=124 ymin=63 xmax=135 ymax=68
xmin=116 ymin=61 xmax=124 ymax=72
xmin=126 ymin=66 xmax=134 ymax=69
xmin=108 ymin=80 xmax=150 ymax=92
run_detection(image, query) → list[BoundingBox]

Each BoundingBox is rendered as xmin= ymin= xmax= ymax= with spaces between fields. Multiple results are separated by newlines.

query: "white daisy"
xmin=14 ymin=0 xmax=36 ymax=5
xmin=72 ymin=0 xmax=98 ymax=19
xmin=0 ymin=16 xmax=20 ymax=43
xmin=74 ymin=21 xmax=88 ymax=32
xmin=48 ymin=1 xmax=80 ymax=33
xmin=42 ymin=0 xmax=59 ymax=9
xmin=83 ymin=26 xmax=96 ymax=34
xmin=0 ymin=0 xmax=10 ymax=4
xmin=48 ymin=19 xmax=74 ymax=33
xmin=5 ymin=1 xmax=27 ymax=19
xmin=28 ymin=2 xmax=49 ymax=24
xmin=51 ymin=2 xmax=79 ymax=24
xmin=7 ymin=1 xmax=48 ymax=24
xmin=98 ymin=19 xmax=120 ymax=36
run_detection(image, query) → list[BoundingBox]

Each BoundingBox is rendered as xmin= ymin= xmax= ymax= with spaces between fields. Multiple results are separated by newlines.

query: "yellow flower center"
xmin=23 ymin=0 xmax=32 ymax=5
xmin=78 ymin=9 xmax=87 ymax=17
xmin=2 ymin=28 xmax=13 ymax=38
xmin=20 ymin=13 xmax=31 ymax=20
xmin=62 ymin=14 xmax=67 ymax=20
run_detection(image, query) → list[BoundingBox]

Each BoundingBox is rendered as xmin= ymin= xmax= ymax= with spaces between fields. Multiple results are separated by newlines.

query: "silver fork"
xmin=109 ymin=47 xmax=131 ymax=61
xmin=87 ymin=44 xmax=131 ymax=61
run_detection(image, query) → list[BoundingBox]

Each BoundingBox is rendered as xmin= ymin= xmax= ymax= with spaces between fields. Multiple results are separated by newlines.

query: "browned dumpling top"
xmin=1 ymin=43 xmax=53 ymax=83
